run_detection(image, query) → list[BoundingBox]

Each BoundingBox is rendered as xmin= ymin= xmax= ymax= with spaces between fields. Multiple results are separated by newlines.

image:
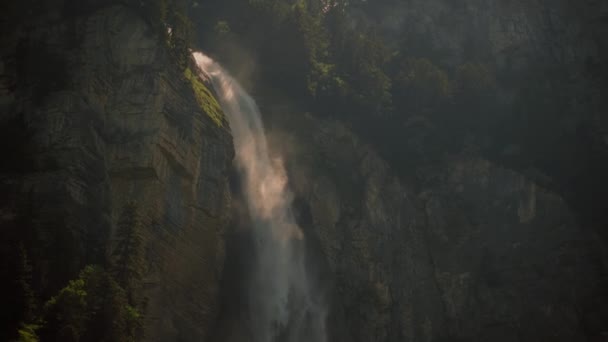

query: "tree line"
xmin=2 ymin=202 xmax=146 ymax=342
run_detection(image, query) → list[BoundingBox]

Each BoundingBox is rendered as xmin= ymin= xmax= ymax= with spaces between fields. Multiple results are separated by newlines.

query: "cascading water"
xmin=192 ymin=52 xmax=327 ymax=342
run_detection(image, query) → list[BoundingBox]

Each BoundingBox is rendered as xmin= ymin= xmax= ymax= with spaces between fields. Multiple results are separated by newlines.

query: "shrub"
xmin=40 ymin=265 xmax=143 ymax=342
xmin=393 ymin=58 xmax=451 ymax=115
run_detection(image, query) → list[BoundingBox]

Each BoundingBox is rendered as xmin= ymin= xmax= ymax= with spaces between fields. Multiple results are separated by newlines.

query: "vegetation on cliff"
xmin=184 ymin=67 xmax=224 ymax=127
xmin=0 ymin=0 xmax=606 ymax=340
xmin=192 ymin=0 xmax=496 ymax=138
xmin=128 ymin=0 xmax=225 ymax=127
xmin=191 ymin=0 xmax=608 ymax=234
xmin=0 ymin=202 xmax=146 ymax=342
xmin=39 ymin=265 xmax=142 ymax=342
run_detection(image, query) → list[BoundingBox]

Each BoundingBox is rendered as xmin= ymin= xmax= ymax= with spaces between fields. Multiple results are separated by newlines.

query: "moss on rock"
xmin=184 ymin=67 xmax=223 ymax=127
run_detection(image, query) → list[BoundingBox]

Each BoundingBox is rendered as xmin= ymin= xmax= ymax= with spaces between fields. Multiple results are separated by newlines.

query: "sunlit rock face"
xmin=263 ymin=108 xmax=608 ymax=342
xmin=0 ymin=4 xmax=233 ymax=341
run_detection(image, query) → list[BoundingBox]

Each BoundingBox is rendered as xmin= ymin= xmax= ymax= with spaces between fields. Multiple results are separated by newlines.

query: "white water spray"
xmin=193 ymin=52 xmax=327 ymax=342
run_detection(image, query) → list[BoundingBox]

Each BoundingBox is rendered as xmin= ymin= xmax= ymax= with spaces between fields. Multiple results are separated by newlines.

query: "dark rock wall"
xmin=264 ymin=108 xmax=608 ymax=342
xmin=1 ymin=1 xmax=606 ymax=342
xmin=0 ymin=3 xmax=233 ymax=341
xmin=368 ymin=0 xmax=608 ymax=236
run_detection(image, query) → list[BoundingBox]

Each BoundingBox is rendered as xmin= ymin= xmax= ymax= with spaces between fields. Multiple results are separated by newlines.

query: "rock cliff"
xmin=0 ymin=3 xmax=233 ymax=341
xmin=264 ymin=108 xmax=608 ymax=342
xmin=1 ymin=1 xmax=607 ymax=342
xmin=362 ymin=0 xmax=608 ymax=235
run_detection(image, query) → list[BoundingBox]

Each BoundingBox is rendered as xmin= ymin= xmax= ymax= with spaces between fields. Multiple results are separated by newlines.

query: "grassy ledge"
xmin=184 ymin=67 xmax=224 ymax=127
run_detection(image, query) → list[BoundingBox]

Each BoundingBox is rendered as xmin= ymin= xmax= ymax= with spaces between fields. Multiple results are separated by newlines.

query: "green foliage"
xmin=184 ymin=68 xmax=224 ymax=127
xmin=15 ymin=203 xmax=148 ymax=341
xmin=185 ymin=0 xmax=510 ymax=169
xmin=241 ymin=0 xmax=334 ymax=99
xmin=3 ymin=245 xmax=41 ymax=342
xmin=17 ymin=324 xmax=40 ymax=342
xmin=126 ymin=0 xmax=168 ymax=33
xmin=308 ymin=61 xmax=335 ymax=97
xmin=158 ymin=0 xmax=169 ymax=23
xmin=292 ymin=1 xmax=333 ymax=96
xmin=454 ymin=62 xmax=496 ymax=98
xmin=40 ymin=265 xmax=143 ymax=342
xmin=192 ymin=0 xmax=395 ymax=119
xmin=42 ymin=269 xmax=90 ymax=340
xmin=325 ymin=13 xmax=393 ymax=116
xmin=450 ymin=62 xmax=498 ymax=135
xmin=0 ymin=152 xmax=147 ymax=340
xmin=248 ymin=0 xmax=292 ymax=23
xmin=41 ymin=266 xmax=112 ymax=341
xmin=393 ymin=58 xmax=451 ymax=115
xmin=123 ymin=304 xmax=143 ymax=340
xmin=350 ymin=59 xmax=392 ymax=115
xmin=111 ymin=202 xmax=146 ymax=305
xmin=15 ymin=245 xmax=36 ymax=323
xmin=133 ymin=0 xmax=195 ymax=70
xmin=169 ymin=11 xmax=195 ymax=70
xmin=125 ymin=304 xmax=141 ymax=320
xmin=213 ymin=20 xmax=231 ymax=35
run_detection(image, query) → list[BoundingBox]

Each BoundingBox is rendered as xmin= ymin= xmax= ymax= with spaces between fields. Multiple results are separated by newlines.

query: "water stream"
xmin=193 ymin=52 xmax=326 ymax=342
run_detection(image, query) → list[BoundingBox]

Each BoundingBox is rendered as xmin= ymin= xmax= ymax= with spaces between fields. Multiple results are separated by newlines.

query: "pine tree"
xmin=111 ymin=202 xmax=145 ymax=305
xmin=14 ymin=244 xmax=40 ymax=342
xmin=16 ymin=244 xmax=36 ymax=320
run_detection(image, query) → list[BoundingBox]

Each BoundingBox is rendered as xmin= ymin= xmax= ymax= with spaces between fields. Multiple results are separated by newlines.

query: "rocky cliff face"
xmin=0 ymin=3 xmax=233 ymax=341
xmin=2 ymin=1 xmax=607 ymax=342
xmin=264 ymin=108 xmax=608 ymax=342
xmin=367 ymin=0 xmax=608 ymax=241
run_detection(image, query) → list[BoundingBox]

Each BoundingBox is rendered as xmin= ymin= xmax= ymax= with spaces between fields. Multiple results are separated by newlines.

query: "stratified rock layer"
xmin=0 ymin=4 xmax=233 ymax=341
xmin=2 ymin=1 xmax=607 ymax=342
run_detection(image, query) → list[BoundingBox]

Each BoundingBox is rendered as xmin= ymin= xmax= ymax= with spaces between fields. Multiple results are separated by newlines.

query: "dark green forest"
xmin=1 ymin=200 xmax=145 ymax=341
xmin=1 ymin=0 xmax=607 ymax=341
xmin=188 ymin=0 xmax=608 ymax=230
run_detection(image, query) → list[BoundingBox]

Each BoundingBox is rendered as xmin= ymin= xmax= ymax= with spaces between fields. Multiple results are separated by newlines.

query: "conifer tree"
xmin=14 ymin=244 xmax=39 ymax=342
xmin=111 ymin=202 xmax=145 ymax=305
xmin=15 ymin=244 xmax=36 ymax=323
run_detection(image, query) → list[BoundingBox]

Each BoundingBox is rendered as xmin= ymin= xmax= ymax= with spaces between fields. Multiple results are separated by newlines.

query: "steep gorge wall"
xmin=264 ymin=107 xmax=608 ymax=342
xmin=1 ymin=1 xmax=607 ymax=342
xmin=365 ymin=0 xmax=608 ymax=239
xmin=0 ymin=3 xmax=233 ymax=341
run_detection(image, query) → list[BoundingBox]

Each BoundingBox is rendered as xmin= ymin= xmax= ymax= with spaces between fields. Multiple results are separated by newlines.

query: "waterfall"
xmin=192 ymin=52 xmax=327 ymax=342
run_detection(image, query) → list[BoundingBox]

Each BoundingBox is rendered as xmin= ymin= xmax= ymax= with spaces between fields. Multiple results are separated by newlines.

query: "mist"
xmin=193 ymin=52 xmax=327 ymax=342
